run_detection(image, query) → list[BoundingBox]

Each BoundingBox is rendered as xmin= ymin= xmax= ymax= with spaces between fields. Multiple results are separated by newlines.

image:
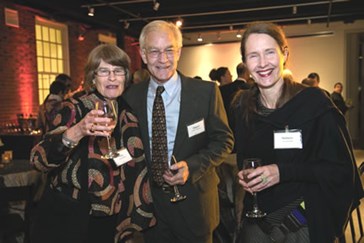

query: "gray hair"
xmin=139 ymin=20 xmax=183 ymax=49
xmin=84 ymin=44 xmax=131 ymax=90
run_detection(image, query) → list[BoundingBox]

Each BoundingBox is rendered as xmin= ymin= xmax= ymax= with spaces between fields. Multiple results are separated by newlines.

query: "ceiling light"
xmin=236 ymin=30 xmax=242 ymax=38
xmin=153 ymin=0 xmax=160 ymax=11
xmin=197 ymin=34 xmax=203 ymax=42
xmin=176 ymin=18 xmax=183 ymax=28
xmin=78 ymin=33 xmax=85 ymax=41
xmin=88 ymin=7 xmax=95 ymax=17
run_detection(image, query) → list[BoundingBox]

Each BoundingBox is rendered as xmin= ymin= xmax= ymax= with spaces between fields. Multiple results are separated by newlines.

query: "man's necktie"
xmin=151 ymin=86 xmax=168 ymax=186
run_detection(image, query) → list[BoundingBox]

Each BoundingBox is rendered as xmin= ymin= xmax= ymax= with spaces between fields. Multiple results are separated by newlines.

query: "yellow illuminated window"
xmin=35 ymin=17 xmax=69 ymax=104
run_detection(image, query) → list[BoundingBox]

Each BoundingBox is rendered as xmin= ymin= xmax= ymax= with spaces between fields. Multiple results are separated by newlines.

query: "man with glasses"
xmin=123 ymin=20 xmax=234 ymax=243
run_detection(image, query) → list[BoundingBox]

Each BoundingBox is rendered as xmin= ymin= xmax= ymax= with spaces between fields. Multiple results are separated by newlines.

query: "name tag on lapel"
xmin=187 ymin=119 xmax=205 ymax=138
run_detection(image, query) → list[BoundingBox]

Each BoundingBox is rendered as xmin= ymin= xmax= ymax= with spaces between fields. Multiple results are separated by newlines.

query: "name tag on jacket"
xmin=187 ymin=119 xmax=205 ymax=138
xmin=113 ymin=148 xmax=133 ymax=166
xmin=274 ymin=129 xmax=303 ymax=149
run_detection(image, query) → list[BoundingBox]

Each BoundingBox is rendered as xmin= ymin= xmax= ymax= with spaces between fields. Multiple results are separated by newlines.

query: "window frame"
xmin=35 ymin=16 xmax=70 ymax=104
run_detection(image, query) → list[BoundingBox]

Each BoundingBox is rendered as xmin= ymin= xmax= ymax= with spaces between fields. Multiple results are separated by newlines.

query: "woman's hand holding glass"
xmin=79 ymin=108 xmax=114 ymax=137
xmin=69 ymin=100 xmax=118 ymax=159
xmin=239 ymin=158 xmax=266 ymax=218
xmin=238 ymin=163 xmax=279 ymax=193
xmin=62 ymin=108 xmax=111 ymax=146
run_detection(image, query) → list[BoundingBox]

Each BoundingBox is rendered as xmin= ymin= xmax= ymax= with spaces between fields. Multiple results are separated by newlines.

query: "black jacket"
xmin=234 ymin=87 xmax=363 ymax=242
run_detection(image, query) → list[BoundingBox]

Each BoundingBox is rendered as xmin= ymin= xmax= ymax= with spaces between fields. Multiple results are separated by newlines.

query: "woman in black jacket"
xmin=233 ymin=21 xmax=363 ymax=243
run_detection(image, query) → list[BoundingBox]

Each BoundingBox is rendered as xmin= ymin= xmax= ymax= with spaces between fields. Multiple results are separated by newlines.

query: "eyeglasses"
xmin=144 ymin=48 xmax=177 ymax=59
xmin=95 ymin=68 xmax=126 ymax=77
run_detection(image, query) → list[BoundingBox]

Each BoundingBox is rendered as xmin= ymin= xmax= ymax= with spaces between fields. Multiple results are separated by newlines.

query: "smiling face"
xmin=244 ymin=33 xmax=287 ymax=89
xmin=140 ymin=30 xmax=181 ymax=83
xmin=94 ymin=59 xmax=126 ymax=100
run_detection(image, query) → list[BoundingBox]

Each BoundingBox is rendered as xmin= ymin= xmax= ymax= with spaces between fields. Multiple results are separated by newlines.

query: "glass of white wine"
xmin=99 ymin=100 xmax=118 ymax=159
xmin=243 ymin=158 xmax=266 ymax=218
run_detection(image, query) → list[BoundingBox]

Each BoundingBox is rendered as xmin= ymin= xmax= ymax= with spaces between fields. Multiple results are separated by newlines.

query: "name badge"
xmin=187 ymin=119 xmax=205 ymax=138
xmin=113 ymin=148 xmax=133 ymax=167
xmin=274 ymin=129 xmax=303 ymax=149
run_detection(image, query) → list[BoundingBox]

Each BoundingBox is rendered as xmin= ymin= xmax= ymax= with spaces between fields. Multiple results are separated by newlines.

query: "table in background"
xmin=0 ymin=159 xmax=40 ymax=185
xmin=0 ymin=160 xmax=43 ymax=243
xmin=0 ymin=134 xmax=41 ymax=160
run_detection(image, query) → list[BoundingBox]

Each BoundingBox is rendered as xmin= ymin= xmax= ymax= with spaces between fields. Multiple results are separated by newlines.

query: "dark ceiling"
xmin=12 ymin=0 xmax=364 ymax=44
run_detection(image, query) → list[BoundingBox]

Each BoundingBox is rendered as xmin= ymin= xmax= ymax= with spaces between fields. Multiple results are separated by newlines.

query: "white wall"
xmin=178 ymin=42 xmax=241 ymax=81
xmin=178 ymin=20 xmax=364 ymax=96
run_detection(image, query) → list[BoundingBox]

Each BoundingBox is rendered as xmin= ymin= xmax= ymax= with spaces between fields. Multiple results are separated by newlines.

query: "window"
xmin=35 ymin=17 xmax=69 ymax=104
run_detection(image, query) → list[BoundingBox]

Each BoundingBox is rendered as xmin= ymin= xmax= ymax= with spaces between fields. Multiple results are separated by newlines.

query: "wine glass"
xmin=170 ymin=155 xmax=187 ymax=203
xmin=99 ymin=100 xmax=119 ymax=159
xmin=243 ymin=158 xmax=266 ymax=218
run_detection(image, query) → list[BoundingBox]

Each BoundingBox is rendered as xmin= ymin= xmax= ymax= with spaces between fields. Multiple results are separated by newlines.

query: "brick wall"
xmin=0 ymin=1 xmax=37 ymax=123
xmin=0 ymin=0 xmax=141 ymax=124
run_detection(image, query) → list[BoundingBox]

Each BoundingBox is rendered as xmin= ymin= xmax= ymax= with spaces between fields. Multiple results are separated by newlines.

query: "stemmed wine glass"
xmin=170 ymin=155 xmax=187 ymax=203
xmin=243 ymin=158 xmax=266 ymax=218
xmin=99 ymin=100 xmax=119 ymax=159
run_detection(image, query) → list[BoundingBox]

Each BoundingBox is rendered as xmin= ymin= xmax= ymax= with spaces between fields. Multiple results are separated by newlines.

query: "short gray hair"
xmin=139 ymin=20 xmax=183 ymax=49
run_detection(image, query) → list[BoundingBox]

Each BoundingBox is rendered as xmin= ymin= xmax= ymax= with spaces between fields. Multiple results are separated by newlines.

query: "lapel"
xmin=137 ymin=81 xmax=152 ymax=163
xmin=172 ymin=75 xmax=190 ymax=156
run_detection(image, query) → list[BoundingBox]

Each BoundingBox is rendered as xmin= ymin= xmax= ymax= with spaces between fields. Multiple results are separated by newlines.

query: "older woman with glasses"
xmin=30 ymin=44 xmax=155 ymax=243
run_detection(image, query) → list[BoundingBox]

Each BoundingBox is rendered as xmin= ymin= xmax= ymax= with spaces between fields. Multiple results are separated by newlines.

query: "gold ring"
xmin=261 ymin=176 xmax=268 ymax=184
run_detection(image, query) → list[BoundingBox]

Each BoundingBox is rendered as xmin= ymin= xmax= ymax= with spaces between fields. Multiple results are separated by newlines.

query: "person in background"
xmin=210 ymin=67 xmax=233 ymax=87
xmin=209 ymin=68 xmax=237 ymax=243
xmin=307 ymin=72 xmax=320 ymax=86
xmin=307 ymin=72 xmax=330 ymax=96
xmin=30 ymin=44 xmax=155 ymax=243
xmin=301 ymin=77 xmax=317 ymax=87
xmin=36 ymin=80 xmax=67 ymax=136
xmin=54 ymin=73 xmax=74 ymax=98
xmin=209 ymin=68 xmax=220 ymax=84
xmin=219 ymin=64 xmax=251 ymax=118
xmin=132 ymin=68 xmax=150 ymax=84
xmin=331 ymin=82 xmax=352 ymax=115
xmin=232 ymin=21 xmax=363 ymax=243
xmin=234 ymin=63 xmax=252 ymax=85
xmin=213 ymin=64 xmax=251 ymax=242
xmin=123 ymin=20 xmax=234 ymax=243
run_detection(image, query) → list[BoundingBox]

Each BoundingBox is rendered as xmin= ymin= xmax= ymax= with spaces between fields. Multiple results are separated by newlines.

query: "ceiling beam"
xmin=81 ymin=0 xmax=153 ymax=8
xmin=181 ymin=12 xmax=354 ymax=31
xmin=118 ymin=0 xmax=349 ymax=22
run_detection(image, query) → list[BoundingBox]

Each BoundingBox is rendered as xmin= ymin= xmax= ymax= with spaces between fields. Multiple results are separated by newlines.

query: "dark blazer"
xmin=123 ymin=73 xmax=234 ymax=238
xmin=234 ymin=87 xmax=363 ymax=242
